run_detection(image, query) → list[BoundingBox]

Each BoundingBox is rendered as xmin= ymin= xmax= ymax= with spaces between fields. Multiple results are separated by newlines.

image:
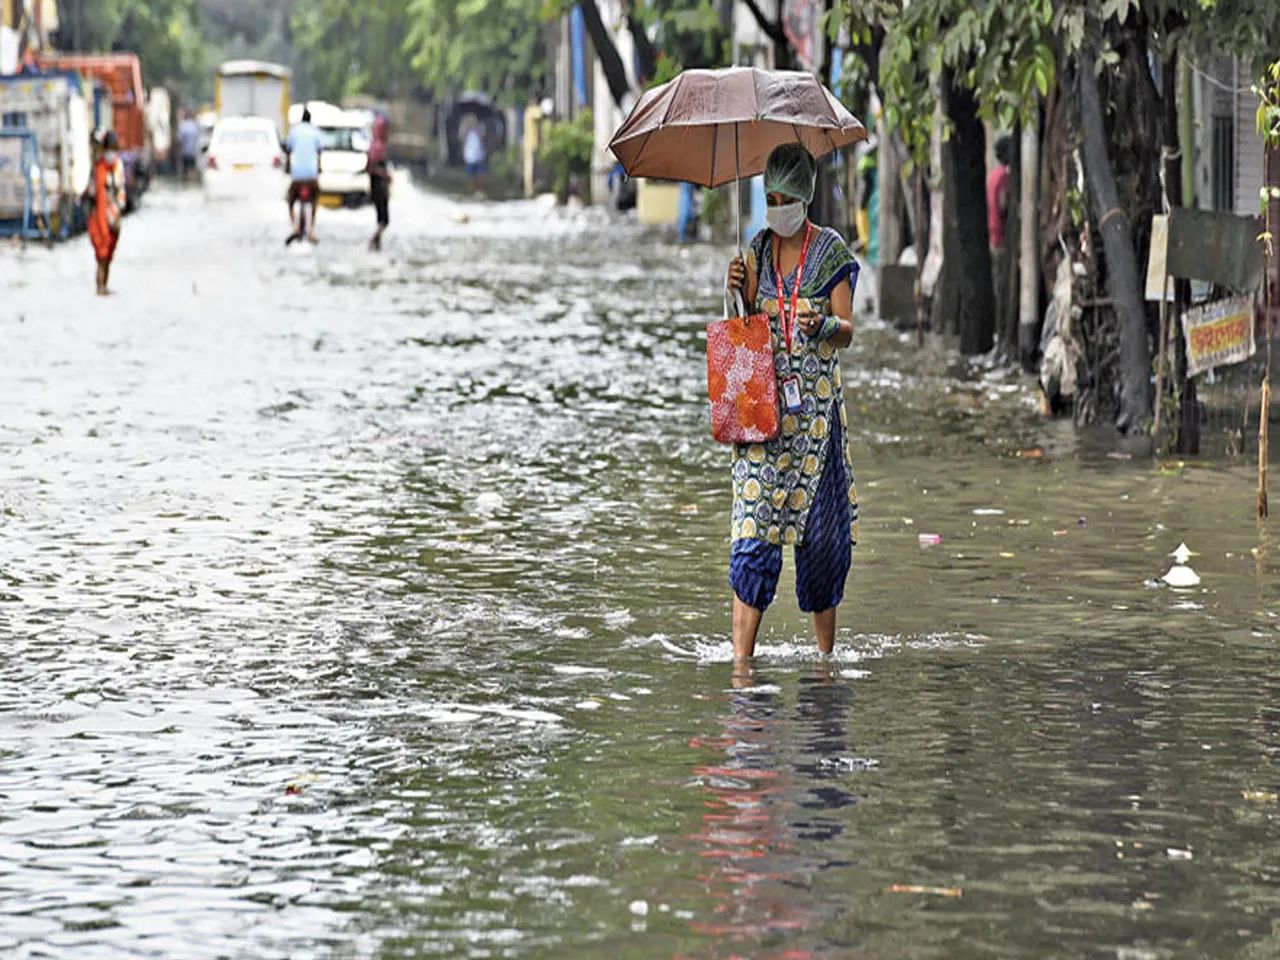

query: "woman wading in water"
xmin=84 ymin=131 xmax=126 ymax=296
xmin=724 ymin=143 xmax=859 ymax=661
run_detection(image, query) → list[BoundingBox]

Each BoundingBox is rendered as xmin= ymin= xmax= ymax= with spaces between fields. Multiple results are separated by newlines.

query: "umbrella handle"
xmin=729 ymin=124 xmax=746 ymax=317
xmin=723 ymin=278 xmax=747 ymax=319
xmin=734 ymin=122 xmax=742 ymax=252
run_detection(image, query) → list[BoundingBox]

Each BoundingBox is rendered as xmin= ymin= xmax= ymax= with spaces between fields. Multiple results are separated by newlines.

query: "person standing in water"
xmin=366 ymin=113 xmax=391 ymax=251
xmin=284 ymin=107 xmax=323 ymax=244
xmin=83 ymin=131 xmax=126 ymax=296
xmin=987 ymin=134 xmax=1013 ymax=331
xmin=724 ymin=143 xmax=859 ymax=661
xmin=177 ymin=109 xmax=200 ymax=182
xmin=463 ymin=124 xmax=486 ymax=195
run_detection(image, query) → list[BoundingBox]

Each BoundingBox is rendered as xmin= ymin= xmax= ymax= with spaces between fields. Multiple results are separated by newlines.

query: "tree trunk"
xmin=625 ymin=10 xmax=657 ymax=85
xmin=934 ymin=72 xmax=995 ymax=354
xmin=578 ymin=0 xmax=632 ymax=109
xmin=878 ymin=120 xmax=903 ymax=271
xmin=740 ymin=0 xmax=793 ymax=70
xmin=1076 ymin=25 xmax=1151 ymax=434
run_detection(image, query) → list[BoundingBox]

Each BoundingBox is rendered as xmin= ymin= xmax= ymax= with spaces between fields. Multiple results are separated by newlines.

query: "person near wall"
xmin=987 ymin=135 xmax=1013 ymax=330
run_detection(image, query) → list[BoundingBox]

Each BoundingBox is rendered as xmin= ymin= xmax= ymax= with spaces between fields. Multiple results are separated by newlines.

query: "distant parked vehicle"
xmin=215 ymin=61 xmax=291 ymax=144
xmin=35 ymin=52 xmax=150 ymax=209
xmin=202 ymin=116 xmax=286 ymax=199
xmin=0 ymin=71 xmax=93 ymax=239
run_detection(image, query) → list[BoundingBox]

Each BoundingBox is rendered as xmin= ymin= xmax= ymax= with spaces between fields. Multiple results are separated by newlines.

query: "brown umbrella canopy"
xmin=608 ymin=67 xmax=867 ymax=187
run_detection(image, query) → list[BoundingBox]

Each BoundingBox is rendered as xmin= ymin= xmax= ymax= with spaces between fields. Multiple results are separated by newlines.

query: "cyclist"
xmin=284 ymin=107 xmax=323 ymax=244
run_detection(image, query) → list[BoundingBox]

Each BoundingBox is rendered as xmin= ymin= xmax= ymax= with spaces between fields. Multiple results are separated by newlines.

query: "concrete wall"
xmin=1191 ymin=55 xmax=1267 ymax=219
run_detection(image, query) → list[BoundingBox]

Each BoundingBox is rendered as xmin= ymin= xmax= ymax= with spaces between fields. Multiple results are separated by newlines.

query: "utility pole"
xmin=1018 ymin=108 xmax=1040 ymax=366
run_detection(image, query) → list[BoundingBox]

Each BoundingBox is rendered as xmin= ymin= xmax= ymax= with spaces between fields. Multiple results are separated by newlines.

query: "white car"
xmin=289 ymin=101 xmax=371 ymax=205
xmin=203 ymin=116 xmax=286 ymax=198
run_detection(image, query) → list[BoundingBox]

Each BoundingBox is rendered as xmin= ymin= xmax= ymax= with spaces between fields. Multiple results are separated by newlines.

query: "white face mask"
xmin=767 ymin=201 xmax=807 ymax=237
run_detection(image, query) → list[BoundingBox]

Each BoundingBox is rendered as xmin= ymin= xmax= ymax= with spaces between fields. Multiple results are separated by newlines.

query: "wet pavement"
xmin=2 ymin=182 xmax=1280 ymax=958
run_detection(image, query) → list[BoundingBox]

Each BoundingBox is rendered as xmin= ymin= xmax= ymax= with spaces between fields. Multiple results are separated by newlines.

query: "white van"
xmin=288 ymin=101 xmax=371 ymax=205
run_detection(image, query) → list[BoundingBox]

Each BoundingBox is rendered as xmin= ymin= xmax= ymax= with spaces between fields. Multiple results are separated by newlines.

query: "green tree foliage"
xmin=198 ymin=0 xmax=295 ymax=98
xmin=541 ymin=109 xmax=594 ymax=200
xmin=289 ymin=0 xmax=546 ymax=105
xmin=404 ymin=0 xmax=545 ymax=105
xmin=632 ymin=0 xmax=729 ymax=79
xmin=289 ymin=0 xmax=727 ymax=108
xmin=56 ymin=0 xmax=205 ymax=94
xmin=840 ymin=0 xmax=1280 ymax=146
xmin=289 ymin=0 xmax=418 ymax=101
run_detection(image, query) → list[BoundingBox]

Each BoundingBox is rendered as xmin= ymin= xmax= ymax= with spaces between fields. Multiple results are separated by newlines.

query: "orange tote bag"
xmin=706 ymin=289 xmax=780 ymax=445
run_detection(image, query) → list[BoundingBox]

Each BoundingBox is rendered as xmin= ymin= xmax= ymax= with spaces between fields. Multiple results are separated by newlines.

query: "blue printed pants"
xmin=729 ymin=409 xmax=851 ymax=613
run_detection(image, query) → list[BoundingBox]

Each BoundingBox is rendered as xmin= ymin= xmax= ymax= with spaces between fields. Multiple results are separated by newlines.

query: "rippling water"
xmin=3 ymin=183 xmax=1280 ymax=958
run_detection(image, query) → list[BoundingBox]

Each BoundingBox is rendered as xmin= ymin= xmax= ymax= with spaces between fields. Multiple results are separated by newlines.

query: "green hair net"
xmin=763 ymin=143 xmax=816 ymax=204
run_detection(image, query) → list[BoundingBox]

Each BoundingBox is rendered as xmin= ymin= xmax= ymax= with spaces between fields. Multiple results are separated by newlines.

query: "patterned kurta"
xmin=730 ymin=225 xmax=859 ymax=547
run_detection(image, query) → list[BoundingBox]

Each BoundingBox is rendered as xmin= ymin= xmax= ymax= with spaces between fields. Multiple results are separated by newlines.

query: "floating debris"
xmin=1242 ymin=790 xmax=1278 ymax=804
xmin=1162 ymin=542 xmax=1201 ymax=587
xmin=918 ymin=533 xmax=942 ymax=547
xmin=889 ymin=884 xmax=962 ymax=898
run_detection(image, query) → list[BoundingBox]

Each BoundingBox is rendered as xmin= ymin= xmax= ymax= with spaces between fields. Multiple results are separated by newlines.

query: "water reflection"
xmin=685 ymin=663 xmax=861 ymax=958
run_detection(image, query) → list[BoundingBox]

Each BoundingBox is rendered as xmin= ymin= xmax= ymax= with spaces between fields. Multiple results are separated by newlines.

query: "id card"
xmin=781 ymin=375 xmax=803 ymax=414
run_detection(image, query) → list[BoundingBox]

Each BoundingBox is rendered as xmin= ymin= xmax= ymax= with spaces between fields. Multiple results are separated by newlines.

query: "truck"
xmin=0 ymin=71 xmax=93 ymax=239
xmin=35 ymin=52 xmax=150 ymax=209
xmin=215 ymin=61 xmax=291 ymax=143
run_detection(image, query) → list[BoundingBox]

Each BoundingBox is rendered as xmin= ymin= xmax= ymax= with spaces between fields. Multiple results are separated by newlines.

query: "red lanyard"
xmin=773 ymin=222 xmax=813 ymax=353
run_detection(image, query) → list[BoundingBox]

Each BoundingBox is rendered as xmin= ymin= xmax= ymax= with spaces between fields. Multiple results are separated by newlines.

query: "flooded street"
xmin=4 ymin=182 xmax=1280 ymax=958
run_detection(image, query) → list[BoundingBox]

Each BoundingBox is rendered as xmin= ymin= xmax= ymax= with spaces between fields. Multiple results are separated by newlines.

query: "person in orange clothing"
xmin=83 ymin=131 xmax=126 ymax=295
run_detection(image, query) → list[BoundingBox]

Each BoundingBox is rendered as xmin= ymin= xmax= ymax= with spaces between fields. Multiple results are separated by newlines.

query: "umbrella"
xmin=608 ymin=67 xmax=867 ymax=247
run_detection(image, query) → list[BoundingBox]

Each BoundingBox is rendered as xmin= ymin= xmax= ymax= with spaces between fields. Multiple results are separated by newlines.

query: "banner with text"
xmin=1181 ymin=296 xmax=1256 ymax=377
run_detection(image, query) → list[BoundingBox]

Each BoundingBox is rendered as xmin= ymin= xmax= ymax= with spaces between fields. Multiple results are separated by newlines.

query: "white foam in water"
xmin=635 ymin=631 xmax=978 ymax=668
xmin=411 ymin=702 xmax=564 ymax=725
xmin=552 ymin=664 xmax=610 ymax=676
xmin=620 ymin=835 xmax=659 ymax=847
xmin=603 ymin=609 xmax=636 ymax=629
xmin=818 ymin=756 xmax=880 ymax=772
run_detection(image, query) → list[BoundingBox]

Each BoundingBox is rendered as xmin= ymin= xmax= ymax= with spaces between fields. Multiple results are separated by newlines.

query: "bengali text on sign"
xmin=1181 ymin=296 xmax=1256 ymax=377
